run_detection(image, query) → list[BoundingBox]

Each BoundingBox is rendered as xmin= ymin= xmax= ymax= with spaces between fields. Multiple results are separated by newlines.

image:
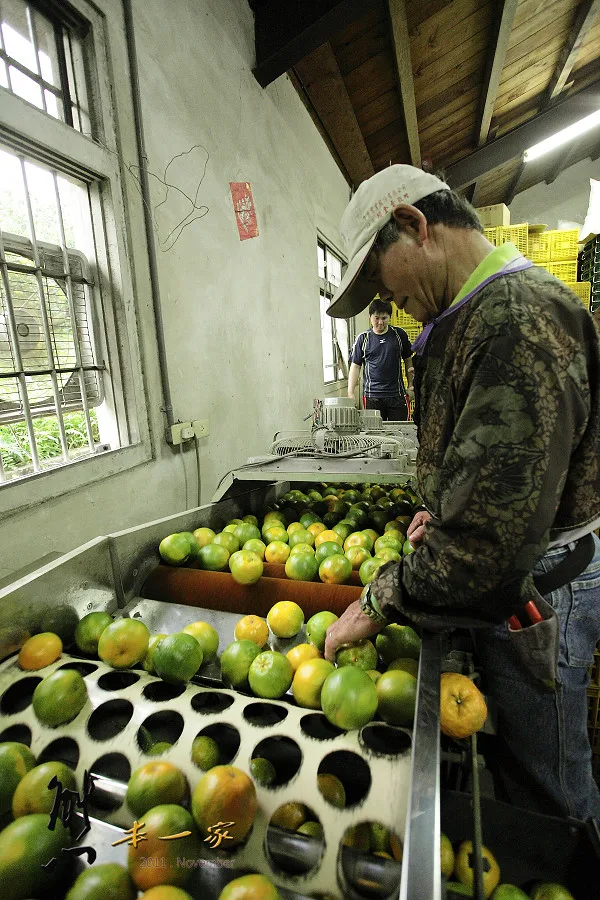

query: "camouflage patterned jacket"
xmin=374 ymin=265 xmax=600 ymax=628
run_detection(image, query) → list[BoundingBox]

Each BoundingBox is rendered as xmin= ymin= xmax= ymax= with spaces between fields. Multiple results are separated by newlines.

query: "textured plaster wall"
xmin=0 ymin=0 xmax=349 ymax=580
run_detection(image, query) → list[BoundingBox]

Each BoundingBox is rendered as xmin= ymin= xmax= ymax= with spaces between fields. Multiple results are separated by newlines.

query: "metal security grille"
xmin=0 ymin=150 xmax=104 ymax=482
xmin=0 ymin=0 xmax=90 ymax=132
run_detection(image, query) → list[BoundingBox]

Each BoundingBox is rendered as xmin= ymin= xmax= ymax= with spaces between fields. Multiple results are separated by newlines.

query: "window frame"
xmin=0 ymin=0 xmax=151 ymax=517
xmin=317 ymin=233 xmax=353 ymax=386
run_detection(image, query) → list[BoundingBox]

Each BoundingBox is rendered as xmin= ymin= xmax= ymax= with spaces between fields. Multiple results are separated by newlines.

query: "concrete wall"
xmin=509 ymin=157 xmax=600 ymax=231
xmin=0 ymin=0 xmax=349 ymax=580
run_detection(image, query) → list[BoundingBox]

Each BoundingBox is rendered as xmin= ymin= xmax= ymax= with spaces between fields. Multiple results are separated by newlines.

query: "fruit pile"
xmin=158 ymin=480 xmax=421 ymax=587
xmin=441 ymin=832 xmax=575 ymax=898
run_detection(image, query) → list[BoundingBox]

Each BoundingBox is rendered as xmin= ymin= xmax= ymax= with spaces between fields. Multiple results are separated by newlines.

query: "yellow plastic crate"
xmin=565 ymin=281 xmax=591 ymax=306
xmin=528 ymin=230 xmax=550 ymax=262
xmin=391 ymin=305 xmax=423 ymax=343
xmin=498 ymin=223 xmax=528 ymax=255
xmin=484 ymin=227 xmax=500 ymax=246
xmin=546 ymin=260 xmax=578 ymax=283
xmin=549 ymin=229 xmax=580 ymax=261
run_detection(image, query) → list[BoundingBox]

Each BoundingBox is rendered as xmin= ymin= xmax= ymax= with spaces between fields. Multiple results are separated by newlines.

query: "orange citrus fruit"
xmin=267 ymin=601 xmax=304 ymax=638
xmin=192 ymin=527 xmax=216 ymax=548
xmin=126 ymin=761 xmax=188 ymax=817
xmin=0 ymin=742 xmax=36 ymax=814
xmin=98 ymin=618 xmax=150 ymax=668
xmin=217 ymin=873 xmax=281 ymax=899
xmin=213 ymin=531 xmax=241 ymax=554
xmin=234 ymin=615 xmax=269 ymax=647
xmin=320 ymin=666 xmax=378 ymax=730
xmin=74 ymin=611 xmax=113 ymax=655
xmin=440 ymin=672 xmax=488 ymax=739
xmin=314 ymin=530 xmax=343 ymax=548
xmin=139 ymin=889 xmax=194 ymax=900
xmin=12 ymin=761 xmax=76 ymax=817
xmin=345 ymin=546 xmax=371 ymax=569
xmin=17 ymin=632 xmax=62 ymax=670
xmin=286 ymin=643 xmax=321 ymax=671
xmin=32 ymin=668 xmax=87 ymax=726
xmin=307 ymin=522 xmax=327 ymax=538
xmin=243 ymin=538 xmax=267 ymax=560
xmin=264 ymin=541 xmax=290 ymax=564
xmin=229 ymin=550 xmax=263 ymax=585
xmin=153 ymin=632 xmax=204 ymax=683
xmin=292 ymin=658 xmax=335 ymax=709
xmin=128 ymin=804 xmax=199 ymax=890
xmin=198 ymin=543 xmax=230 ymax=571
xmin=65 ymin=862 xmax=136 ymax=900
xmin=376 ymin=669 xmax=417 ymax=727
xmin=248 ymin=651 xmax=294 ymax=699
xmin=0 ymin=813 xmax=70 ymax=898
xmin=191 ymin=765 xmax=257 ymax=847
xmin=182 ymin=621 xmax=219 ymax=663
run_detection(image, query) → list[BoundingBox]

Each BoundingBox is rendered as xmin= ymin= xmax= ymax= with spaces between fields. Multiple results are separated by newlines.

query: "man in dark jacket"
xmin=324 ymin=164 xmax=600 ymax=820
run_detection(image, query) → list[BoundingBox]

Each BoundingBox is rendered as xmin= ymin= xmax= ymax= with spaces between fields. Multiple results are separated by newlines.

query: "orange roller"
xmin=142 ymin=566 xmax=362 ymax=618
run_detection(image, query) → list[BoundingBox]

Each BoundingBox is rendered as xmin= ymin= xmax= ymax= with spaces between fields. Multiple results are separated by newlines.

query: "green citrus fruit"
xmin=297 ymin=820 xmax=324 ymax=839
xmin=234 ymin=523 xmax=262 ymax=545
xmin=74 ymin=611 xmax=113 ymax=655
xmin=403 ymin=538 xmax=415 ymax=555
xmin=250 ymin=756 xmax=276 ymax=787
xmin=359 ymin=556 xmax=385 ymax=585
xmin=387 ymin=656 xmax=419 ymax=677
xmin=317 ymin=773 xmax=346 ymax=808
xmin=128 ymin=804 xmax=199 ymax=890
xmin=454 ymin=840 xmax=500 ymax=897
xmin=315 ymin=541 xmax=345 ymax=564
xmin=32 ymin=668 xmax=87 ymax=726
xmin=192 ymin=527 xmax=216 ymax=548
xmin=191 ymin=735 xmax=220 ymax=770
xmin=65 ymin=862 xmax=136 ymax=900
xmin=306 ymin=611 xmax=339 ymax=651
xmin=376 ymin=623 xmax=421 ymax=664
xmin=126 ymin=761 xmax=188 ymax=817
xmin=228 ymin=550 xmax=263 ymax=585
xmin=220 ymin=639 xmax=262 ymax=690
xmin=243 ymin=538 xmax=267 ymax=559
xmin=0 ymin=813 xmax=71 ymax=900
xmin=147 ymin=742 xmax=172 ymax=756
xmin=264 ymin=540 xmax=290 ymax=563
xmin=335 ymin=639 xmax=378 ymax=670
xmin=376 ymin=669 xmax=417 ymax=727
xmin=319 ymin=554 xmax=352 ymax=584
xmin=198 ymin=542 xmax=230 ymax=571
xmin=0 ymin=742 xmax=36 ymax=815
xmin=97 ymin=618 xmax=150 ymax=668
xmin=142 ymin=633 xmax=167 ymax=674
xmin=159 ymin=533 xmax=192 ymax=566
xmin=441 ymin=832 xmax=455 ymax=878
xmin=491 ymin=887 xmax=529 ymax=899
xmin=182 ymin=621 xmax=219 ymax=663
xmin=345 ymin=546 xmax=371 ymax=569
xmin=153 ymin=632 xmax=203 ymax=683
xmin=191 ymin=765 xmax=257 ymax=847
xmin=284 ymin=552 xmax=319 ymax=581
xmin=217 ymin=874 xmax=280 ymax=900
xmin=213 ymin=531 xmax=240 ymax=554
xmin=321 ymin=666 xmax=378 ymax=730
xmin=292 ymin=658 xmax=335 ymax=708
xmin=529 ymin=885 xmax=575 ymax=900
xmin=248 ymin=651 xmax=294 ymax=699
xmin=12 ymin=760 xmax=76 ymax=817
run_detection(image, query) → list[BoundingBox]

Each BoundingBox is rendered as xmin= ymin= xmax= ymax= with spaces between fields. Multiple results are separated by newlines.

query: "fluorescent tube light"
xmin=524 ymin=108 xmax=600 ymax=162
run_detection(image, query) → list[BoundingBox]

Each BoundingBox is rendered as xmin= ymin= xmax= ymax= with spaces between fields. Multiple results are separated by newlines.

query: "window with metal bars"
xmin=0 ymin=0 xmax=135 ymax=488
xmin=318 ymin=237 xmax=352 ymax=384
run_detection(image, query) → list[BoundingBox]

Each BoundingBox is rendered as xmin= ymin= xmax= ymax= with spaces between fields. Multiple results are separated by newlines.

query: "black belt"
xmin=533 ymin=532 xmax=595 ymax=596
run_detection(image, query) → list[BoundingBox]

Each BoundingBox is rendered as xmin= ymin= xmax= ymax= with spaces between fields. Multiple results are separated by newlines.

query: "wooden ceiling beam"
xmin=252 ymin=0 xmax=381 ymax=88
xmin=388 ymin=0 xmax=421 ymax=167
xmin=504 ymin=156 xmax=525 ymax=205
xmin=545 ymin=138 xmax=582 ymax=186
xmin=445 ymin=79 xmax=600 ymax=189
xmin=476 ymin=0 xmax=519 ymax=147
xmin=545 ymin=0 xmax=600 ymax=102
xmin=294 ymin=43 xmax=375 ymax=187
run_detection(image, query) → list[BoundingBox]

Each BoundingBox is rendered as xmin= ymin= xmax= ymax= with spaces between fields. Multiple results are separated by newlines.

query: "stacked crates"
xmin=527 ymin=225 xmax=590 ymax=305
xmin=390 ymin=303 xmax=422 ymax=345
xmin=579 ymin=235 xmax=600 ymax=315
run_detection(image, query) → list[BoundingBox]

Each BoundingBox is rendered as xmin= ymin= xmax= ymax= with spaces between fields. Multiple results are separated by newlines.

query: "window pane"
xmin=317 ymin=243 xmax=325 ymax=280
xmin=25 ymin=159 xmax=61 ymax=244
xmin=326 ymin=248 xmax=342 ymax=287
xmin=32 ymin=8 xmax=60 ymax=87
xmin=0 ymin=62 xmax=8 ymax=88
xmin=8 ymin=64 xmax=43 ymax=108
xmin=2 ymin=3 xmax=36 ymax=70
xmin=44 ymin=88 xmax=62 ymax=120
xmin=66 ymin=31 xmax=90 ymax=135
xmin=0 ymin=147 xmax=31 ymax=237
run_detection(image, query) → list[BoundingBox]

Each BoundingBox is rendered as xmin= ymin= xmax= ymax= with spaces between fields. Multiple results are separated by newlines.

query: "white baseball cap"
xmin=327 ymin=165 xmax=450 ymax=318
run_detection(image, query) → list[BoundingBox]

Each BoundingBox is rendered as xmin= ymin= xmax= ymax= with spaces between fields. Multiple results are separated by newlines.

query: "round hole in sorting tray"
xmin=360 ymin=724 xmax=411 ymax=756
xmin=243 ymin=702 xmax=288 ymax=727
xmin=318 ymin=750 xmax=371 ymax=808
xmin=300 ymin=712 xmax=344 ymax=741
xmin=143 ymin=681 xmax=186 ymax=703
xmin=0 ymin=723 xmax=31 ymax=744
xmin=57 ymin=661 xmax=98 ymax=677
xmin=191 ymin=690 xmax=235 ymax=714
xmin=339 ymin=820 xmax=403 ymax=900
xmin=38 ymin=737 xmax=80 ymax=769
xmin=265 ymin=802 xmax=324 ymax=877
xmin=87 ymin=752 xmax=130 ymax=813
xmin=87 ymin=699 xmax=134 ymax=741
xmin=0 ymin=676 xmax=42 ymax=714
xmin=139 ymin=710 xmax=184 ymax=749
xmin=192 ymin=723 xmax=240 ymax=768
xmin=97 ymin=671 xmax=140 ymax=691
xmin=250 ymin=736 xmax=302 ymax=788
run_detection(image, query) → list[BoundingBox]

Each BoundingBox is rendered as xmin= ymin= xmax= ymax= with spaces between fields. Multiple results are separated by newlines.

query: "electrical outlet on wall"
xmin=170 ymin=421 xmax=193 ymax=445
xmin=192 ymin=419 xmax=210 ymax=437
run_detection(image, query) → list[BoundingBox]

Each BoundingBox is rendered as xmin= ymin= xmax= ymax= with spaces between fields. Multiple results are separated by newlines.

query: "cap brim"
xmin=326 ymin=233 xmax=378 ymax=318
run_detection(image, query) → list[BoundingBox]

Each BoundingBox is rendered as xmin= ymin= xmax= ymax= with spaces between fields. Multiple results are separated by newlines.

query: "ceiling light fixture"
xmin=524 ymin=108 xmax=600 ymax=162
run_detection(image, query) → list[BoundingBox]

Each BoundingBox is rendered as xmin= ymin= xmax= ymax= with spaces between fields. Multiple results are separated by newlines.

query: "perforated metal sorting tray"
xmin=0 ymin=600 xmax=412 ymax=900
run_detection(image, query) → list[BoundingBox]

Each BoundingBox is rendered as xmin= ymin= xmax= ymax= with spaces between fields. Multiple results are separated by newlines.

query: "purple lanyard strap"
xmin=411 ymin=256 xmax=534 ymax=356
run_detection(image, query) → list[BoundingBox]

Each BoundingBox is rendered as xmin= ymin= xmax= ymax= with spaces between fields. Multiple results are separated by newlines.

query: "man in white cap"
xmin=324 ymin=164 xmax=600 ymax=820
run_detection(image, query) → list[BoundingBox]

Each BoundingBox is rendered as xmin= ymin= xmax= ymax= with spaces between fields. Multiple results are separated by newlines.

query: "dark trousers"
xmin=363 ymin=394 xmax=408 ymax=421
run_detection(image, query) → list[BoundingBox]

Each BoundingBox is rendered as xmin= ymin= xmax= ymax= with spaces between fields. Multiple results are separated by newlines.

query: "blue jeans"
xmin=474 ymin=534 xmax=600 ymax=820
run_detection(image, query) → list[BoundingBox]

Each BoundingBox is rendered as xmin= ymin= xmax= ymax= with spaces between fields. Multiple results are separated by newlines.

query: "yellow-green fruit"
xmin=0 ymin=813 xmax=71 ymax=900
xmin=191 ymin=735 xmax=220 ymax=770
xmin=12 ymin=761 xmax=76 ymax=817
xmin=0 ymin=741 xmax=36 ymax=815
xmin=440 ymin=832 xmax=455 ymax=878
xmin=32 ymin=668 xmax=87 ymax=726
xmin=65 ymin=862 xmax=137 ymax=900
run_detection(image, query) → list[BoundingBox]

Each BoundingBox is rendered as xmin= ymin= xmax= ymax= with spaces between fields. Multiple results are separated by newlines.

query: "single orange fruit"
xmin=229 ymin=550 xmax=263 ymax=585
xmin=264 ymin=540 xmax=290 ymax=564
xmin=17 ymin=632 xmax=62 ymax=670
xmin=126 ymin=761 xmax=188 ymax=817
xmin=217 ymin=873 xmax=281 ymax=899
xmin=307 ymin=522 xmax=327 ymax=537
xmin=292 ymin=658 xmax=335 ymax=709
xmin=32 ymin=668 xmax=87 ymax=727
xmin=336 ymin=639 xmax=378 ymax=670
xmin=318 ymin=554 xmax=352 ymax=584
xmin=317 ymin=773 xmax=346 ymax=809
xmin=0 ymin=813 xmax=70 ymax=898
xmin=286 ymin=643 xmax=322 ymax=671
xmin=192 ymin=527 xmax=216 ymax=548
xmin=128 ymin=804 xmax=199 ymax=890
xmin=198 ymin=543 xmax=230 ymax=571
xmin=345 ymin=546 xmax=371 ymax=570
xmin=234 ymin=615 xmax=269 ymax=647
xmin=376 ymin=669 xmax=417 ymax=727
xmin=248 ymin=651 xmax=294 ymax=699
xmin=13 ymin=761 xmax=76 ymax=817
xmin=0 ymin=742 xmax=36 ymax=814
xmin=243 ymin=539 xmax=267 ymax=560
xmin=305 ymin=611 xmax=338 ymax=652
xmin=138 ymin=888 xmax=194 ymax=900
xmin=314 ymin=530 xmax=343 ymax=548
xmin=344 ymin=532 xmax=372 ymax=552
xmin=65 ymin=862 xmax=136 ymax=900
xmin=98 ymin=618 xmax=150 ymax=669
xmin=284 ymin=553 xmax=319 ymax=581
xmin=270 ymin=801 xmax=306 ymax=831
xmin=440 ymin=673 xmax=488 ymax=739
xmin=191 ymin=765 xmax=257 ymax=847
xmin=320 ymin=667 xmax=378 ymax=730
xmin=74 ymin=611 xmax=113 ymax=655
xmin=266 ymin=601 xmax=304 ymax=638
xmin=182 ymin=621 xmax=219 ymax=663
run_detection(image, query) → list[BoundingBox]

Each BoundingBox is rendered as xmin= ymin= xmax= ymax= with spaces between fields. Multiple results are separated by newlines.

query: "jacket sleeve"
xmin=374 ymin=331 xmax=590 ymax=627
